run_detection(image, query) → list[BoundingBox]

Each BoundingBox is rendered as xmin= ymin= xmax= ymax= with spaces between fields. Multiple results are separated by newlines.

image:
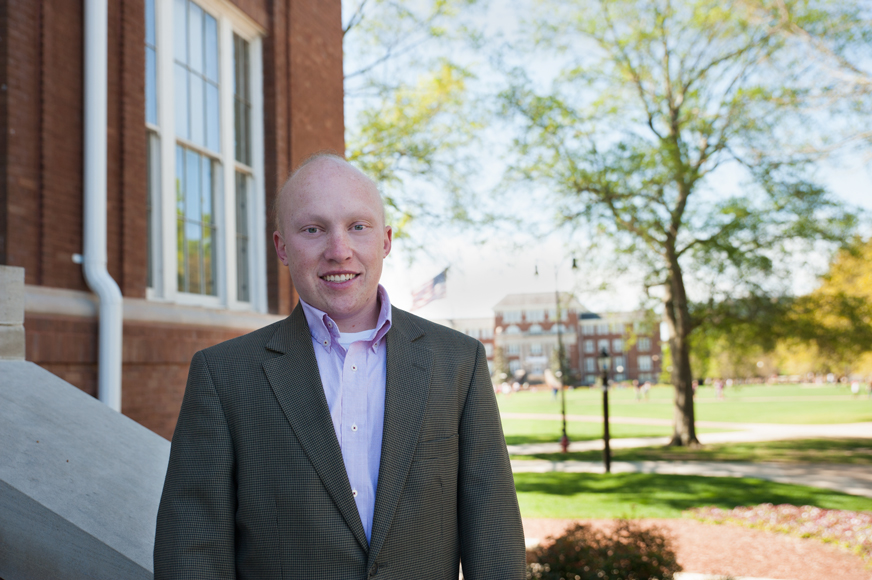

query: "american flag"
xmin=410 ymin=269 xmax=447 ymax=310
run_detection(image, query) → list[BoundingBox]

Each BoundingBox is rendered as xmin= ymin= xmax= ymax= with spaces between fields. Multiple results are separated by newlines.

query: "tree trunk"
xmin=663 ymin=253 xmax=699 ymax=447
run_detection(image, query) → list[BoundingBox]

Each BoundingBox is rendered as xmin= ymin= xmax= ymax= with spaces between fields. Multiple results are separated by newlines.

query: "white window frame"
xmin=148 ymin=0 xmax=267 ymax=312
xmin=638 ymin=336 xmax=651 ymax=351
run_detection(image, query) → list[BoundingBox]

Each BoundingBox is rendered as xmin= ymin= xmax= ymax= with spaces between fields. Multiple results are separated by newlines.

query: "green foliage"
xmin=343 ymin=0 xmax=486 ymax=239
xmin=690 ymin=237 xmax=872 ymax=376
xmin=526 ymin=520 xmax=682 ymax=580
xmin=500 ymin=0 xmax=863 ymax=442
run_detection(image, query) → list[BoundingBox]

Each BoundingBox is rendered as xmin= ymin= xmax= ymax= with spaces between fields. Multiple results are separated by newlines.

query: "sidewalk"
xmin=506 ymin=417 xmax=872 ymax=497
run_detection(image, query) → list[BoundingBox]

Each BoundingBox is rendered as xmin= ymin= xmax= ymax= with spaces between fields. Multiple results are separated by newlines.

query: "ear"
xmin=383 ymin=225 xmax=393 ymax=258
xmin=273 ymin=231 xmax=290 ymax=266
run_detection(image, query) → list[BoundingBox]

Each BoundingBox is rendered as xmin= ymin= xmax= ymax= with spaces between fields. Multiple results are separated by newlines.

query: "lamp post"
xmin=599 ymin=347 xmax=612 ymax=473
xmin=537 ymin=258 xmax=578 ymax=453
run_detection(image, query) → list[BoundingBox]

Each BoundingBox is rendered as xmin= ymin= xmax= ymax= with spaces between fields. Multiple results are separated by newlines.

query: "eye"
xmin=352 ymin=224 xmax=366 ymax=231
xmin=305 ymin=227 xmax=319 ymax=234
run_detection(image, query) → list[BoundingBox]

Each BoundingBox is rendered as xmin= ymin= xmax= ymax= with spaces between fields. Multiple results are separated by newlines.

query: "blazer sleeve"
xmin=457 ymin=341 xmax=526 ymax=580
xmin=154 ymin=350 xmax=237 ymax=580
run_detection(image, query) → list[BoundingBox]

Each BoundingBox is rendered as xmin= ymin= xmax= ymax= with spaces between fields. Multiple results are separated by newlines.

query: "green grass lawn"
xmin=497 ymin=384 xmax=872 ymax=424
xmin=501 ymin=418 xmax=728 ymax=446
xmin=514 ymin=471 xmax=872 ymax=519
xmin=511 ymin=438 xmax=872 ymax=465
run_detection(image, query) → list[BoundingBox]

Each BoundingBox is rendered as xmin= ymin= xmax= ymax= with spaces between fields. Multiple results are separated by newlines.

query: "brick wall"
xmin=4 ymin=0 xmax=345 ymax=437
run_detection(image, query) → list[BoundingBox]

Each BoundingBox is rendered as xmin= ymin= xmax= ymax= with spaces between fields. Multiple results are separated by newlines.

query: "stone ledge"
xmin=0 ymin=361 xmax=170 ymax=580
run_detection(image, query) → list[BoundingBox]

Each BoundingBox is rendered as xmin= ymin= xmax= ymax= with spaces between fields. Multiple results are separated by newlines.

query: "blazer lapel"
xmin=367 ymin=309 xmax=433 ymax=569
xmin=262 ymin=305 xmax=369 ymax=553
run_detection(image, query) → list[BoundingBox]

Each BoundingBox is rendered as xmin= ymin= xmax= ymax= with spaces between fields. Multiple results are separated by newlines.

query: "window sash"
xmin=149 ymin=0 xmax=266 ymax=310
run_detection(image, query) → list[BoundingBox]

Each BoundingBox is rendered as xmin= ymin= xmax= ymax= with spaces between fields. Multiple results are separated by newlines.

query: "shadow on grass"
xmin=513 ymin=472 xmax=872 ymax=519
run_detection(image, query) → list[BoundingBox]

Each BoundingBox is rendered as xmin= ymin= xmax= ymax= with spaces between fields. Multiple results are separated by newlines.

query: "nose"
xmin=324 ymin=229 xmax=353 ymax=262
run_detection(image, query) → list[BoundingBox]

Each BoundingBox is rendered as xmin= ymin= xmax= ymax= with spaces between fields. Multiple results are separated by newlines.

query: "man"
xmin=154 ymin=154 xmax=525 ymax=579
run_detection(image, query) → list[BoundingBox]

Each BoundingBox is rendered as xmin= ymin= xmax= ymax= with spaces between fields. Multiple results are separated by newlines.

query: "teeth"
xmin=323 ymin=274 xmax=356 ymax=283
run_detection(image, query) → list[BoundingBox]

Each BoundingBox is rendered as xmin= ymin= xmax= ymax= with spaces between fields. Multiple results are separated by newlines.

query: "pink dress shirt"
xmin=299 ymin=285 xmax=392 ymax=543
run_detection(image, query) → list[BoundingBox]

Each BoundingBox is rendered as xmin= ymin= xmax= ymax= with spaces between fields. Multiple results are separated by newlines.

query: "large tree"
xmin=500 ymin=0 xmax=859 ymax=445
xmin=342 ymin=0 xmax=485 ymax=240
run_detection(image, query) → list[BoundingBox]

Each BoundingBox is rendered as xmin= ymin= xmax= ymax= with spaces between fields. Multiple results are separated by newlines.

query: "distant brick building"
xmin=493 ymin=292 xmax=581 ymax=383
xmin=577 ymin=311 xmax=663 ymax=385
xmin=441 ymin=294 xmax=661 ymax=386
xmin=0 ymin=0 xmax=344 ymax=438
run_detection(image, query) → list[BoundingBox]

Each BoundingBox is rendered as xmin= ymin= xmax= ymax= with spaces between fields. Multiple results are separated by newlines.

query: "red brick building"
xmin=1 ymin=0 xmax=344 ymax=438
xmin=577 ymin=311 xmax=663 ymax=385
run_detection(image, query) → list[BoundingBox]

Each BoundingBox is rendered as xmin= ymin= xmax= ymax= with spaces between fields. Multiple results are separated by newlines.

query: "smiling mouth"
xmin=321 ymin=273 xmax=358 ymax=283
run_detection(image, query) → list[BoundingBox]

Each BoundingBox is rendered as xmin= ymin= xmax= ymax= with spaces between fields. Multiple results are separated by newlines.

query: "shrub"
xmin=526 ymin=520 xmax=682 ymax=580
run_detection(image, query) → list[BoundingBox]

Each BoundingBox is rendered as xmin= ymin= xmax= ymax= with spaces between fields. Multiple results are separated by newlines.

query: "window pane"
xmin=188 ymin=2 xmax=203 ymax=75
xmin=174 ymin=64 xmax=189 ymax=139
xmin=236 ymin=238 xmax=249 ymax=302
xmin=201 ymin=157 xmax=212 ymax=220
xmin=236 ymin=171 xmax=250 ymax=302
xmin=177 ymin=219 xmax=185 ymax=291
xmin=203 ymin=225 xmax=214 ymax=295
xmin=206 ymin=82 xmax=220 ymax=151
xmin=187 ymin=224 xmax=202 ymax=293
xmin=173 ymin=0 xmax=187 ymax=63
xmin=233 ymin=34 xmax=251 ymax=165
xmin=175 ymin=146 xmax=185 ymax=213
xmin=235 ymin=172 xmax=248 ymax=234
xmin=205 ymin=14 xmax=219 ymax=83
xmin=185 ymin=149 xmax=200 ymax=223
xmin=190 ymin=74 xmax=204 ymax=146
xmin=146 ymin=47 xmax=158 ymax=125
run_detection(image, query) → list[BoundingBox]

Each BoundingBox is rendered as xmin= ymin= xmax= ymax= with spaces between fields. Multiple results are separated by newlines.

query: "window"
xmin=613 ymin=338 xmax=623 ymax=353
xmin=502 ymin=310 xmax=522 ymax=323
xmin=484 ymin=343 xmax=493 ymax=357
xmin=581 ymin=324 xmax=595 ymax=335
xmin=480 ymin=327 xmax=494 ymax=340
xmin=526 ymin=309 xmax=544 ymax=322
xmin=584 ymin=339 xmax=594 ymax=353
xmin=505 ymin=325 xmax=521 ymax=334
xmin=506 ymin=344 xmax=520 ymax=355
xmin=547 ymin=308 xmax=567 ymax=321
xmin=147 ymin=0 xmax=266 ymax=310
xmin=585 ymin=358 xmax=596 ymax=372
xmin=638 ymin=337 xmax=651 ymax=351
xmin=610 ymin=322 xmax=623 ymax=333
xmin=598 ymin=339 xmax=609 ymax=353
xmin=597 ymin=323 xmax=609 ymax=335
xmin=639 ymin=355 xmax=652 ymax=371
xmin=509 ymin=360 xmax=521 ymax=373
xmin=530 ymin=343 xmax=543 ymax=355
xmin=614 ymin=356 xmax=624 ymax=370
xmin=528 ymin=324 xmax=543 ymax=334
xmin=585 ymin=374 xmax=597 ymax=384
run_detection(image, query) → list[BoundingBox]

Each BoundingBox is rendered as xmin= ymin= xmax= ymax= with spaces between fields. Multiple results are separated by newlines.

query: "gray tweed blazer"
xmin=154 ymin=305 xmax=525 ymax=580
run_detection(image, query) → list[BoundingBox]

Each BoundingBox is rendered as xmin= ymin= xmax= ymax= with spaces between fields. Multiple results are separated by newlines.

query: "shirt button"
xmin=351 ymin=365 xmax=357 ymax=371
xmin=351 ymin=424 xmax=358 ymax=431
xmin=327 ymin=322 xmax=333 ymax=328
xmin=352 ymin=489 xmax=358 ymax=498
xmin=323 ymin=339 xmax=329 ymax=346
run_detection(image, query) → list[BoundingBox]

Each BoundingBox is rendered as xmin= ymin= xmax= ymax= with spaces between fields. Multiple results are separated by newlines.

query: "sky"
xmin=344 ymin=0 xmax=872 ymax=322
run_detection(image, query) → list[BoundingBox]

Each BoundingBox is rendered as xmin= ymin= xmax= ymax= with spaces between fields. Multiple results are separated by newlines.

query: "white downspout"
xmin=83 ymin=0 xmax=123 ymax=412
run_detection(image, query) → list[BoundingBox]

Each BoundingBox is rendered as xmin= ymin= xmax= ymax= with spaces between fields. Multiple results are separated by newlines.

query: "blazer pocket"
xmin=412 ymin=433 xmax=459 ymax=462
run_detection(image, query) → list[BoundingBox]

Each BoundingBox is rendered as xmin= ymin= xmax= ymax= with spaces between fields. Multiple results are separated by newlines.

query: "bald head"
xmin=274 ymin=154 xmax=385 ymax=235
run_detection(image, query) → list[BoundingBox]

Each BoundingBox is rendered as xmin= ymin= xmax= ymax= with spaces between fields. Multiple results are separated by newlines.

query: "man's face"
xmin=273 ymin=159 xmax=392 ymax=332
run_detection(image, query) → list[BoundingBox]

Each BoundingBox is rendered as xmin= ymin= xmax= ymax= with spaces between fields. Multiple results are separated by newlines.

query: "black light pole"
xmin=556 ymin=288 xmax=569 ymax=453
xmin=537 ymin=258 xmax=577 ymax=453
xmin=599 ymin=347 xmax=612 ymax=473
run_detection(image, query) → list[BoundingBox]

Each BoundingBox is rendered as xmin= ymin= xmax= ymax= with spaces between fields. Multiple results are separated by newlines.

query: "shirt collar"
xmin=300 ymin=285 xmax=393 ymax=353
